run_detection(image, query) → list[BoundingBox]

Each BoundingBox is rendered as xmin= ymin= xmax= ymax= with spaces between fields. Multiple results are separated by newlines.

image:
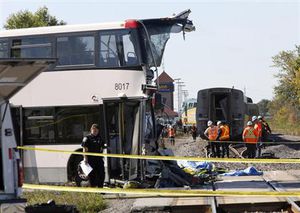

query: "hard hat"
xmin=207 ymin=120 xmax=213 ymax=126
xmin=217 ymin=121 xmax=222 ymax=126
xmin=247 ymin=121 xmax=253 ymax=126
xmin=258 ymin=115 xmax=262 ymax=120
xmin=251 ymin=116 xmax=257 ymax=122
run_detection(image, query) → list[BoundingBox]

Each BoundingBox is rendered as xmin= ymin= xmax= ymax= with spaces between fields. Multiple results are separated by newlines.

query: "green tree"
xmin=272 ymin=45 xmax=300 ymax=108
xmin=4 ymin=6 xmax=66 ymax=29
xmin=257 ymin=99 xmax=270 ymax=116
xmin=269 ymin=45 xmax=300 ymax=135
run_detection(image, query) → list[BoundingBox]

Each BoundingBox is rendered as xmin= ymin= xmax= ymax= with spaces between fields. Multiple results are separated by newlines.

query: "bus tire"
xmin=67 ymin=151 xmax=83 ymax=184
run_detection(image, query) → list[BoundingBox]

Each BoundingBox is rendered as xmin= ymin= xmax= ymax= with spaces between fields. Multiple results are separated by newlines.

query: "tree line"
xmin=258 ymin=46 xmax=300 ymax=135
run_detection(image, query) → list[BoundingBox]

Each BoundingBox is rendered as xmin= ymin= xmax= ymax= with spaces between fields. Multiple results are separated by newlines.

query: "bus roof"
xmin=0 ymin=9 xmax=195 ymax=38
xmin=0 ymin=21 xmax=127 ymax=37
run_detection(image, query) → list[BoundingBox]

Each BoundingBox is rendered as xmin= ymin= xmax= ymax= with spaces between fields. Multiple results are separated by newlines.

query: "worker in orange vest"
xmin=242 ymin=121 xmax=259 ymax=158
xmin=168 ymin=126 xmax=176 ymax=146
xmin=204 ymin=120 xmax=219 ymax=157
xmin=216 ymin=121 xmax=230 ymax=158
xmin=253 ymin=115 xmax=263 ymax=157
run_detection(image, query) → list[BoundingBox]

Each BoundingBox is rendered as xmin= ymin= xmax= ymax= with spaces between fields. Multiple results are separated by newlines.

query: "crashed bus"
xmin=0 ymin=10 xmax=195 ymax=185
xmin=196 ymin=87 xmax=258 ymax=140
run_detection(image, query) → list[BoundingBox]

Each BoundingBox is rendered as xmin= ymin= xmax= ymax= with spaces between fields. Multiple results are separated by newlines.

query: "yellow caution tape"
xmin=22 ymin=183 xmax=300 ymax=197
xmin=17 ymin=146 xmax=300 ymax=164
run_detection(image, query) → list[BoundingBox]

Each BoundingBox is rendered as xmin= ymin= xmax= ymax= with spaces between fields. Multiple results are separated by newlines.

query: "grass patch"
xmin=268 ymin=120 xmax=300 ymax=136
xmin=23 ymin=190 xmax=106 ymax=213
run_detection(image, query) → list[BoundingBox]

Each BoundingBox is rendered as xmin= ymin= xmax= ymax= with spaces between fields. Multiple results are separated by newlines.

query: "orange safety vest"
xmin=219 ymin=125 xmax=230 ymax=141
xmin=168 ymin=128 xmax=175 ymax=137
xmin=254 ymin=122 xmax=263 ymax=137
xmin=243 ymin=126 xmax=258 ymax=143
xmin=208 ymin=126 xmax=218 ymax=141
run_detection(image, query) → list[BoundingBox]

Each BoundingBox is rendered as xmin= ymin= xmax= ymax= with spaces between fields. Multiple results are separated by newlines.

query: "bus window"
xmin=0 ymin=39 xmax=8 ymax=58
xmin=122 ymin=34 xmax=138 ymax=66
xmin=57 ymin=35 xmax=95 ymax=66
xmin=99 ymin=34 xmax=119 ymax=67
xmin=11 ymin=37 xmax=52 ymax=58
xmin=99 ymin=30 xmax=140 ymax=68
xmin=24 ymin=108 xmax=55 ymax=144
xmin=55 ymin=107 xmax=100 ymax=144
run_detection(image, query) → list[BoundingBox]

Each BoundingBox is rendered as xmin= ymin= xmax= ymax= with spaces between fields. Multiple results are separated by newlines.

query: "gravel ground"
xmin=100 ymin=198 xmax=135 ymax=213
xmin=100 ymin=133 xmax=300 ymax=212
xmin=166 ymin=134 xmax=300 ymax=172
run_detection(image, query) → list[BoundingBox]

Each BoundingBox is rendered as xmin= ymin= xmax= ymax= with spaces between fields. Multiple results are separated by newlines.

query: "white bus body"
xmin=0 ymin=10 xmax=195 ymax=184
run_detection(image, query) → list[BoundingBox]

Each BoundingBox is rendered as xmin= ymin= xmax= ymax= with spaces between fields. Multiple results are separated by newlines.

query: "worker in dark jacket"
xmin=259 ymin=115 xmax=272 ymax=142
xmin=81 ymin=124 xmax=105 ymax=187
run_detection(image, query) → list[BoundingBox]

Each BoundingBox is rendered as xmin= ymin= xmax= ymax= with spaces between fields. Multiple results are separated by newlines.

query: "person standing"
xmin=81 ymin=124 xmax=105 ymax=187
xmin=216 ymin=121 xmax=230 ymax=158
xmin=168 ymin=126 xmax=176 ymax=146
xmin=260 ymin=115 xmax=272 ymax=142
xmin=253 ymin=116 xmax=263 ymax=157
xmin=191 ymin=124 xmax=197 ymax=142
xmin=242 ymin=121 xmax=259 ymax=158
xmin=204 ymin=120 xmax=219 ymax=157
xmin=160 ymin=126 xmax=168 ymax=147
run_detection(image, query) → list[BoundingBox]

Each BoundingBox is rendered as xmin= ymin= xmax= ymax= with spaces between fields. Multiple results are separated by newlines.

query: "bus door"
xmin=103 ymin=98 xmax=145 ymax=182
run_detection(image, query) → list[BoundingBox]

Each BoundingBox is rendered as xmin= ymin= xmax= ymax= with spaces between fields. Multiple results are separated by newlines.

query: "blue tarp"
xmin=221 ymin=166 xmax=263 ymax=176
xmin=177 ymin=160 xmax=214 ymax=171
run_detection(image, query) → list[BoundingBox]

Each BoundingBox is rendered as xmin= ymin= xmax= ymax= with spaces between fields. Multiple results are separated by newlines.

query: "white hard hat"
xmin=217 ymin=121 xmax=222 ymax=126
xmin=258 ymin=115 xmax=262 ymax=120
xmin=207 ymin=120 xmax=213 ymax=126
xmin=251 ymin=116 xmax=257 ymax=122
xmin=247 ymin=121 xmax=253 ymax=126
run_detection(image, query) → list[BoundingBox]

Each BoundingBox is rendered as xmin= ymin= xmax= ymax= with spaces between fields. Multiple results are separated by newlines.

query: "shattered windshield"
xmin=140 ymin=22 xmax=187 ymax=67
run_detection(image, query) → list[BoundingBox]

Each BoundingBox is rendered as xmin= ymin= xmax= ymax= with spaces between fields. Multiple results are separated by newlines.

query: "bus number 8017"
xmin=115 ymin=83 xmax=129 ymax=90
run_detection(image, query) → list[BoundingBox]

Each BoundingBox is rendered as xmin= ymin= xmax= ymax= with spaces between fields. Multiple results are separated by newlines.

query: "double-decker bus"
xmin=0 ymin=10 xmax=194 ymax=184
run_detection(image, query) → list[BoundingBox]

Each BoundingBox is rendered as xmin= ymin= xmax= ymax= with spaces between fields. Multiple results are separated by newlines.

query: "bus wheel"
xmin=75 ymin=165 xmax=89 ymax=187
xmin=68 ymin=154 xmax=83 ymax=186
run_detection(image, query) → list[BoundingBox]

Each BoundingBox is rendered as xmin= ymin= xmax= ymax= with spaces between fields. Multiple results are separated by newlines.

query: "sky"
xmin=0 ymin=0 xmax=299 ymax=108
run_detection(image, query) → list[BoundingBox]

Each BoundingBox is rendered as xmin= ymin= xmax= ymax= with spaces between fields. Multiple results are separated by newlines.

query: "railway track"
xmin=128 ymin=172 xmax=300 ymax=213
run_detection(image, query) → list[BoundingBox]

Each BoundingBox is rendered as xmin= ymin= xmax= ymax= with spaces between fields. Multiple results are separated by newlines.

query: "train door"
xmin=103 ymin=98 xmax=145 ymax=182
xmin=210 ymin=92 xmax=231 ymax=123
xmin=230 ymin=90 xmax=245 ymax=139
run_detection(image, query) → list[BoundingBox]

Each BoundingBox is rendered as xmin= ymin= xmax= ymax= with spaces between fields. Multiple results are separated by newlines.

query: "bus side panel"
xmin=10 ymin=70 xmax=146 ymax=107
xmin=230 ymin=90 xmax=245 ymax=140
xmin=1 ymin=104 xmax=17 ymax=195
xmin=196 ymin=90 xmax=209 ymax=138
xmin=23 ymin=145 xmax=80 ymax=183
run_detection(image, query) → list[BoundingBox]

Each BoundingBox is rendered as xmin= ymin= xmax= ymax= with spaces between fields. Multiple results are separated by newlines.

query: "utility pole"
xmin=173 ymin=78 xmax=185 ymax=114
xmin=182 ymin=90 xmax=189 ymax=102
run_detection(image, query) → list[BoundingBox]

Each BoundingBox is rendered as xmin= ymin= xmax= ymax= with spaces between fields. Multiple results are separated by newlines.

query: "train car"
xmin=196 ymin=87 xmax=258 ymax=140
xmin=180 ymin=98 xmax=197 ymax=130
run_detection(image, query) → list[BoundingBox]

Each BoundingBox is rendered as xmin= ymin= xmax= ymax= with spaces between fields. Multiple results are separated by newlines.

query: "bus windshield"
xmin=139 ymin=9 xmax=195 ymax=67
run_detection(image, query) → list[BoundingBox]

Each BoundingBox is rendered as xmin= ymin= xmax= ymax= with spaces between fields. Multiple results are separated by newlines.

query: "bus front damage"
xmin=104 ymin=10 xmax=195 ymax=187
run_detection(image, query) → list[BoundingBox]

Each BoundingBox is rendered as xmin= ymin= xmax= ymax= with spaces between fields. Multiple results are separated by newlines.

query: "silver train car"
xmin=196 ymin=87 xmax=258 ymax=140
